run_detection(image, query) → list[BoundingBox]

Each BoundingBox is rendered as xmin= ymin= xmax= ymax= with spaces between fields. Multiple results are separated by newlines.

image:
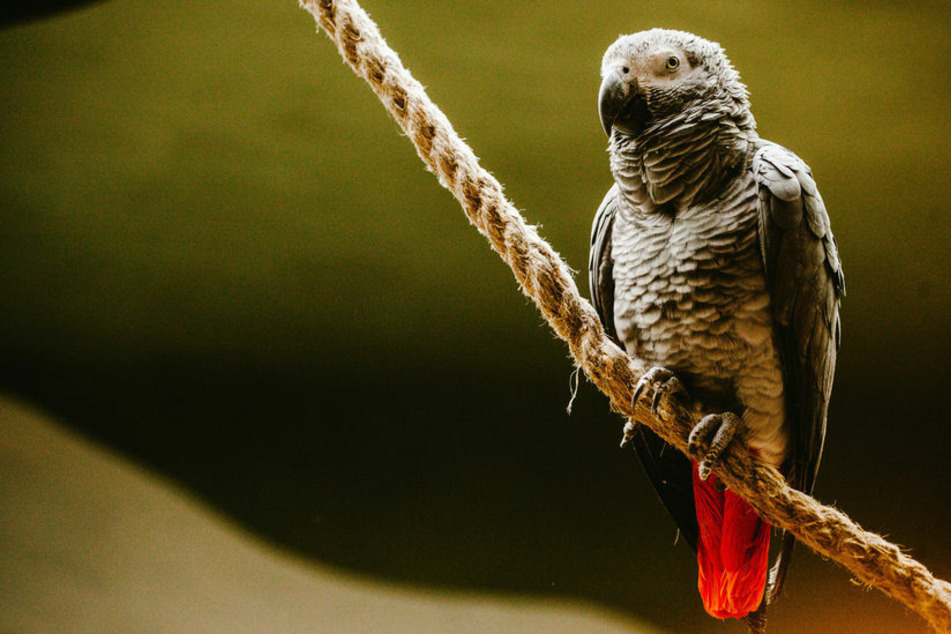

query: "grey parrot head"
xmin=599 ymin=29 xmax=751 ymax=138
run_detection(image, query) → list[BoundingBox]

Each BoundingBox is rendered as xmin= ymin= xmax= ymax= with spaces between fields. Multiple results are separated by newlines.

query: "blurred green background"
xmin=1 ymin=1 xmax=948 ymax=632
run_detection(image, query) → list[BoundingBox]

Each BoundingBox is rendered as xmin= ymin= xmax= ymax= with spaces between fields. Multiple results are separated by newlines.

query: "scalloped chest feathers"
xmin=612 ymin=176 xmax=789 ymax=467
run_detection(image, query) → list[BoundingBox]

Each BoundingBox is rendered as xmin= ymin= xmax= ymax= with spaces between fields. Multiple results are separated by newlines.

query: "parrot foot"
xmin=623 ymin=367 xmax=686 ymax=449
xmin=688 ymin=411 xmax=742 ymax=481
xmin=630 ymin=366 xmax=685 ymax=416
xmin=621 ymin=366 xmax=687 ymax=449
xmin=620 ymin=421 xmax=638 ymax=449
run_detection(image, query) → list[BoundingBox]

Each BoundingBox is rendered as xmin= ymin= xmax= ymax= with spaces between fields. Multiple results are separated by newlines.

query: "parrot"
xmin=589 ymin=29 xmax=844 ymax=630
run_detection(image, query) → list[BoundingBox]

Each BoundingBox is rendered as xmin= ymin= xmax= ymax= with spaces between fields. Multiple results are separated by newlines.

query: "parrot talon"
xmin=631 ymin=366 xmax=684 ymax=417
xmin=620 ymin=420 xmax=638 ymax=448
xmin=688 ymin=412 xmax=742 ymax=480
xmin=651 ymin=386 xmax=665 ymax=414
xmin=697 ymin=460 xmax=713 ymax=482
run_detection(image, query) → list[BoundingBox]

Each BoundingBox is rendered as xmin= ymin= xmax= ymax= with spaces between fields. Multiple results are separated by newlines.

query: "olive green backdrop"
xmin=1 ymin=2 xmax=948 ymax=632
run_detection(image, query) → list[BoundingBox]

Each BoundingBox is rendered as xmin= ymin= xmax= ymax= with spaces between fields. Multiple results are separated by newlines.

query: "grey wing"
xmin=588 ymin=183 xmax=701 ymax=551
xmin=754 ymin=142 xmax=845 ymax=601
xmin=589 ymin=184 xmax=620 ymax=344
xmin=753 ymin=142 xmax=844 ymax=496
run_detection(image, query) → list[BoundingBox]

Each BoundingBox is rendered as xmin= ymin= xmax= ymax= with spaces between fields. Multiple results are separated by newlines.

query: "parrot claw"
xmin=620 ymin=421 xmax=637 ymax=448
xmin=631 ymin=366 xmax=685 ymax=417
xmin=688 ymin=411 xmax=742 ymax=481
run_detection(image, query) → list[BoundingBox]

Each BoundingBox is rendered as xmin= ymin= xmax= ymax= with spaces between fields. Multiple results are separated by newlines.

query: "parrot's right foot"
xmin=622 ymin=367 xmax=685 ymax=449
xmin=688 ymin=411 xmax=742 ymax=481
xmin=630 ymin=366 xmax=685 ymax=416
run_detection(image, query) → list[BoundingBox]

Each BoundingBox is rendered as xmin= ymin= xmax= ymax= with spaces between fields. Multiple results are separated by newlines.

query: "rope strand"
xmin=299 ymin=1 xmax=951 ymax=630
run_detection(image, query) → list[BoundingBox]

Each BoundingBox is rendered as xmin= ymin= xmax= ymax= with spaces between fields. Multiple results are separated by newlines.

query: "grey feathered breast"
xmin=590 ymin=140 xmax=844 ymax=495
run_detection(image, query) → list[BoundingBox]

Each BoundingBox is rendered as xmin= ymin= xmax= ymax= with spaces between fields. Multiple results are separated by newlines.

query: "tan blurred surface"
xmin=0 ymin=395 xmax=658 ymax=633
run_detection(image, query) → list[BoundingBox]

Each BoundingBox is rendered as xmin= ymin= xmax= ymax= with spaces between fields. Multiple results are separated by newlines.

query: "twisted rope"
xmin=299 ymin=1 xmax=951 ymax=630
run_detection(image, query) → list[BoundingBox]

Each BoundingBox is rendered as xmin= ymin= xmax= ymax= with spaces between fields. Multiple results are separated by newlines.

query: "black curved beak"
xmin=599 ymin=72 xmax=645 ymax=138
xmin=599 ymin=72 xmax=629 ymax=137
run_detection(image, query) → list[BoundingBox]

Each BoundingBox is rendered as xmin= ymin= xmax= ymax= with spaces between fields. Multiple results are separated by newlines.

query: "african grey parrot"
xmin=589 ymin=29 xmax=844 ymax=628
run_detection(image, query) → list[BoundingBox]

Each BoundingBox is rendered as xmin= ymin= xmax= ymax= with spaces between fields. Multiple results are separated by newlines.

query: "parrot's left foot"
xmin=688 ymin=411 xmax=742 ymax=481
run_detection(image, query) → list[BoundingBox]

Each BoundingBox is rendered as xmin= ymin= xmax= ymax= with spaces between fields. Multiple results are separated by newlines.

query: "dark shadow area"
xmin=0 ymin=1 xmax=105 ymax=28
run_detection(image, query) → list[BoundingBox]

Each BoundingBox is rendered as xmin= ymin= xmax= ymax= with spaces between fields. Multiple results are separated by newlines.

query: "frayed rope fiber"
xmin=299 ymin=1 xmax=951 ymax=630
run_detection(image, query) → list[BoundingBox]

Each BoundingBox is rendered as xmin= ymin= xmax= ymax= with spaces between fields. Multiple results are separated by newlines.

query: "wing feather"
xmin=589 ymin=185 xmax=620 ymax=343
xmin=588 ymin=185 xmax=701 ymax=550
xmin=754 ymin=142 xmax=844 ymax=495
xmin=753 ymin=142 xmax=845 ymax=600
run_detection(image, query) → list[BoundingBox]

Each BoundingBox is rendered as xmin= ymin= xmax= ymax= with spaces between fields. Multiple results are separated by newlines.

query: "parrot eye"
xmin=665 ymin=56 xmax=681 ymax=71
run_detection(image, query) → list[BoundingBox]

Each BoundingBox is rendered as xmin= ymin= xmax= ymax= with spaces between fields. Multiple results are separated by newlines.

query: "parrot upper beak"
xmin=598 ymin=71 xmax=647 ymax=138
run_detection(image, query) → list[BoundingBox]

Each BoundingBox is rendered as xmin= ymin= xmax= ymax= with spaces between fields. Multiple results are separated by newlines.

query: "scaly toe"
xmin=688 ymin=411 xmax=742 ymax=474
xmin=688 ymin=413 xmax=720 ymax=458
xmin=631 ymin=366 xmax=683 ymax=417
xmin=631 ymin=368 xmax=666 ymax=411
xmin=620 ymin=421 xmax=638 ymax=449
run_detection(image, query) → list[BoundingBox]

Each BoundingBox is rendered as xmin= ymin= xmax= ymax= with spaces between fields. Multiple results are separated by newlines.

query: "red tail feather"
xmin=692 ymin=464 xmax=770 ymax=619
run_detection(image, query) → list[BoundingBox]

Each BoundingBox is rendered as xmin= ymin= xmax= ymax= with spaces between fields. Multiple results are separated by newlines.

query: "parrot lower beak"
xmin=598 ymin=73 xmax=648 ymax=138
